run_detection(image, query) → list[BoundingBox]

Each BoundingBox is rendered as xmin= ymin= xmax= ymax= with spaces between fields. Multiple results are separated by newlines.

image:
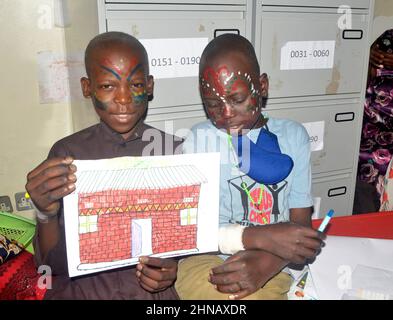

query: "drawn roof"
xmin=76 ymin=165 xmax=207 ymax=193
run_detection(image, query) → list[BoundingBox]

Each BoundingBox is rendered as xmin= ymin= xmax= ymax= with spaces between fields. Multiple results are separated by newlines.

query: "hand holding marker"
xmin=318 ymin=209 xmax=334 ymax=232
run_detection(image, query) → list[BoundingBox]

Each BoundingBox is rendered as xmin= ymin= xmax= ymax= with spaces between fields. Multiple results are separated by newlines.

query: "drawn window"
xmin=180 ymin=208 xmax=197 ymax=225
xmin=79 ymin=215 xmax=98 ymax=234
xmin=183 ymin=197 xmax=194 ymax=203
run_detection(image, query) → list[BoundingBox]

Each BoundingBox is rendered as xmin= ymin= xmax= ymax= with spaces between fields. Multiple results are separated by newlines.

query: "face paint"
xmin=200 ymin=63 xmax=266 ymax=133
xmin=100 ymin=59 xmax=147 ymax=106
xmin=127 ymin=63 xmax=142 ymax=82
xmin=92 ymin=92 xmax=109 ymax=111
xmin=132 ymin=90 xmax=147 ymax=105
xmin=201 ymin=66 xmax=260 ymax=112
xmin=100 ymin=65 xmax=122 ymax=80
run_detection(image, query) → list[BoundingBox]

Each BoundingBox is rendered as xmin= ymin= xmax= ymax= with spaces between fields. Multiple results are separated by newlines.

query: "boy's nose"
xmin=221 ymin=103 xmax=235 ymax=118
xmin=114 ymin=86 xmax=132 ymax=105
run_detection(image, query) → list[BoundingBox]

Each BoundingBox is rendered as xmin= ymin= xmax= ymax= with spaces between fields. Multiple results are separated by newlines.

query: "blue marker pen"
xmin=318 ymin=209 xmax=335 ymax=232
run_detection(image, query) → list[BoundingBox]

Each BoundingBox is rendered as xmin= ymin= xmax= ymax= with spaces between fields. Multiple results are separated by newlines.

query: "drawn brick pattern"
xmin=78 ymin=186 xmax=200 ymax=264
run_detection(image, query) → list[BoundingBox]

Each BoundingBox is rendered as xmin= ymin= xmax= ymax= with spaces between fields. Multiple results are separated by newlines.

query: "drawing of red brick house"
xmin=76 ymin=165 xmax=206 ymax=267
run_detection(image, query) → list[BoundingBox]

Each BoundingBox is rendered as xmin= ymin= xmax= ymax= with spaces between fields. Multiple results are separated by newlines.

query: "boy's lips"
xmin=112 ymin=113 xmax=133 ymax=122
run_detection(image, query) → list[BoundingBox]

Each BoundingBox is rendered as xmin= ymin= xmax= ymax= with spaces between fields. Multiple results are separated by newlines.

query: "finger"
xmin=290 ymin=255 xmax=308 ymax=265
xmin=137 ymin=277 xmax=160 ymax=293
xmin=39 ymin=184 xmax=76 ymax=209
xmin=295 ymin=246 xmax=318 ymax=260
xmin=139 ymin=256 xmax=177 ymax=270
xmin=27 ymin=157 xmax=74 ymax=180
xmin=34 ymin=174 xmax=77 ymax=198
xmin=228 ymin=289 xmax=252 ymax=300
xmin=301 ymin=227 xmax=326 ymax=241
xmin=211 ymin=260 xmax=243 ymax=275
xmin=27 ymin=163 xmax=77 ymax=195
xmin=300 ymin=237 xmax=324 ymax=251
xmin=137 ymin=263 xmax=175 ymax=282
xmin=136 ymin=269 xmax=173 ymax=291
xmin=209 ymin=270 xmax=241 ymax=286
xmin=214 ymin=282 xmax=242 ymax=294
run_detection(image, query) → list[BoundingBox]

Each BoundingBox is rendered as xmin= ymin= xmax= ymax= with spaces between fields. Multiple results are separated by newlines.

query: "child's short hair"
xmin=84 ymin=31 xmax=149 ymax=76
xmin=200 ymin=33 xmax=260 ymax=75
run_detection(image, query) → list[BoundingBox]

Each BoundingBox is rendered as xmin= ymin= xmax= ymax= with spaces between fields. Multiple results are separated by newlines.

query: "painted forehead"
xmin=92 ymin=47 xmax=147 ymax=78
xmin=200 ymin=65 xmax=260 ymax=102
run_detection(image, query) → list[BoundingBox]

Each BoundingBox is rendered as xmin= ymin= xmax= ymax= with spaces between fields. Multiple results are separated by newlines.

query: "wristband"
xmin=32 ymin=202 xmax=58 ymax=223
xmin=218 ymin=223 xmax=246 ymax=254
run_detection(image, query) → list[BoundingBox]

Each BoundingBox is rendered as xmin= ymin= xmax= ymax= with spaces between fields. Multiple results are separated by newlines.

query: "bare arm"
xmin=290 ymin=206 xmax=312 ymax=227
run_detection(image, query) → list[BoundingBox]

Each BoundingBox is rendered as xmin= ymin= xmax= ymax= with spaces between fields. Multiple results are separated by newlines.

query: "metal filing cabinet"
xmin=311 ymin=173 xmax=353 ymax=218
xmin=256 ymin=0 xmax=374 ymax=217
xmin=98 ymin=0 xmax=254 ymax=134
xmin=97 ymin=0 xmax=374 ymax=217
xmin=265 ymin=101 xmax=360 ymax=175
xmin=255 ymin=1 xmax=370 ymax=98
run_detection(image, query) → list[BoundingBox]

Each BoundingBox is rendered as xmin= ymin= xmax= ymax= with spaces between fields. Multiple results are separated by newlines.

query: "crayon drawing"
xmin=63 ymin=153 xmax=220 ymax=277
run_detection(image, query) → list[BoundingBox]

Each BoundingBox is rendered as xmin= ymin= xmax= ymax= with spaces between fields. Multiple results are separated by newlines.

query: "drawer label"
xmin=139 ymin=38 xmax=208 ymax=79
xmin=280 ymin=41 xmax=335 ymax=70
xmin=302 ymin=121 xmax=325 ymax=152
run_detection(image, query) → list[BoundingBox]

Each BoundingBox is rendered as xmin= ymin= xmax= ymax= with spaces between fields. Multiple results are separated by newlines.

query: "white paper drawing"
xmin=63 ymin=153 xmax=220 ymax=277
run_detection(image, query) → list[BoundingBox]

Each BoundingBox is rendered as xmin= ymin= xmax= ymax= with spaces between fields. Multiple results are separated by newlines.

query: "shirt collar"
xmin=98 ymin=120 xmax=147 ymax=143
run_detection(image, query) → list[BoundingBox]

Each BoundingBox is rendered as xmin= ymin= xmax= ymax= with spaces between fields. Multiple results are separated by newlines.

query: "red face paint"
xmin=200 ymin=65 xmax=262 ymax=134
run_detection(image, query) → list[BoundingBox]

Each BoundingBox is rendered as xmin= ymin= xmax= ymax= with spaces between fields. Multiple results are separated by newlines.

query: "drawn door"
xmin=131 ymin=218 xmax=153 ymax=258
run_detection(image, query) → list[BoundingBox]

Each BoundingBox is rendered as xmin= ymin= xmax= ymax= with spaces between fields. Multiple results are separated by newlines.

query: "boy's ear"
xmin=259 ymin=73 xmax=269 ymax=98
xmin=80 ymin=77 xmax=92 ymax=98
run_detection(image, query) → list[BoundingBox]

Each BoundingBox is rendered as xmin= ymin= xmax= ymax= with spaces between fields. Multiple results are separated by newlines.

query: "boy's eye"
xmin=230 ymin=96 xmax=247 ymax=105
xmin=131 ymin=83 xmax=144 ymax=89
xmin=99 ymin=84 xmax=114 ymax=90
xmin=206 ymin=101 xmax=222 ymax=109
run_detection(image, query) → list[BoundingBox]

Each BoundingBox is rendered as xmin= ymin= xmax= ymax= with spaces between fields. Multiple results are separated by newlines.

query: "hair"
xmin=199 ymin=33 xmax=260 ymax=75
xmin=84 ymin=31 xmax=149 ymax=76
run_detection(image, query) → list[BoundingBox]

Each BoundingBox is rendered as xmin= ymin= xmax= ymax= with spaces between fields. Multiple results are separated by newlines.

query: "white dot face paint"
xmin=200 ymin=68 xmax=261 ymax=113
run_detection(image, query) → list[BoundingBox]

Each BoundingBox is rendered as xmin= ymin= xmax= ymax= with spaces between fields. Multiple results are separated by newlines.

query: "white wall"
xmin=0 ymin=0 xmax=98 ymax=220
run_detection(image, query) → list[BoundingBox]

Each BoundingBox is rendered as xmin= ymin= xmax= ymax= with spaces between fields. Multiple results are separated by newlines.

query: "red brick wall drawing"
xmin=78 ymin=185 xmax=200 ymax=264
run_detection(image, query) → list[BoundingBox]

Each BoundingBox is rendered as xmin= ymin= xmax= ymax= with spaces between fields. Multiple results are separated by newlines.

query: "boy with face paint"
xmin=176 ymin=34 xmax=326 ymax=300
xmin=25 ymin=32 xmax=181 ymax=299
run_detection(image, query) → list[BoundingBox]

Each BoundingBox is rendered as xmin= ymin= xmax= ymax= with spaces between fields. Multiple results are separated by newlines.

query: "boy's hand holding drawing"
xmin=26 ymin=156 xmax=77 ymax=218
xmin=136 ymin=256 xmax=178 ymax=293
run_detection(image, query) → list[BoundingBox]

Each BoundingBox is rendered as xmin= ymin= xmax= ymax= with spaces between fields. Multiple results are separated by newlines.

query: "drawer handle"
xmin=214 ymin=29 xmax=240 ymax=38
xmin=342 ymin=29 xmax=363 ymax=40
xmin=328 ymin=186 xmax=347 ymax=197
xmin=335 ymin=112 xmax=355 ymax=122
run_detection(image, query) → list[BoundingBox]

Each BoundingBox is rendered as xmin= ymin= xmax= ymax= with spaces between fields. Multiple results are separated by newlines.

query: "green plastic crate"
xmin=0 ymin=211 xmax=36 ymax=254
